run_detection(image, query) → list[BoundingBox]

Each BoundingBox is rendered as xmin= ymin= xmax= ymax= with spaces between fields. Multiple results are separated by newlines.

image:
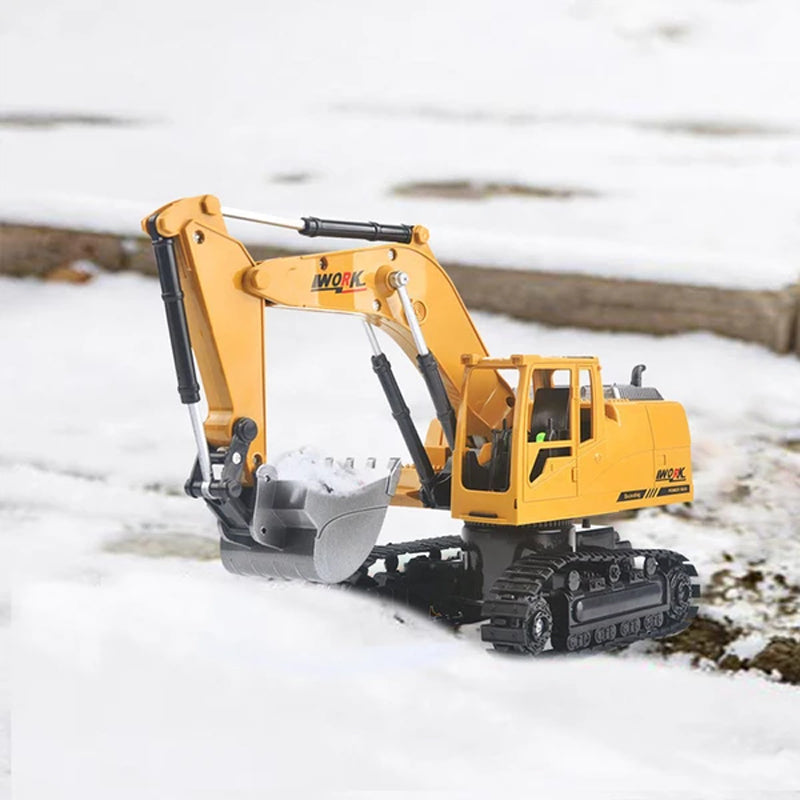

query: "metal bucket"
xmin=220 ymin=458 xmax=401 ymax=583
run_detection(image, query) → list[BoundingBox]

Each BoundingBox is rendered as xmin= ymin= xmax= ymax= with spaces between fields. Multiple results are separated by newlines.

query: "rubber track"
xmin=358 ymin=535 xmax=465 ymax=572
xmin=481 ymin=548 xmax=700 ymax=655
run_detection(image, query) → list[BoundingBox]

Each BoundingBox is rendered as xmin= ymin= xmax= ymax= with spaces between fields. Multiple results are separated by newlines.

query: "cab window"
xmin=579 ymin=368 xmax=594 ymax=442
xmin=529 ymin=368 xmax=571 ymax=443
xmin=528 ymin=368 xmax=573 ymax=483
xmin=461 ymin=368 xmax=518 ymax=492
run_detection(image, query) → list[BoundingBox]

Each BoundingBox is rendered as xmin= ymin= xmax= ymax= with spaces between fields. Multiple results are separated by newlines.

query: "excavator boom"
xmin=146 ymin=195 xmax=513 ymax=482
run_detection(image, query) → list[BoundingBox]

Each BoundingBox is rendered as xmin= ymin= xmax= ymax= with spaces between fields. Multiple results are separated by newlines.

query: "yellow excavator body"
xmin=142 ymin=194 xmax=698 ymax=655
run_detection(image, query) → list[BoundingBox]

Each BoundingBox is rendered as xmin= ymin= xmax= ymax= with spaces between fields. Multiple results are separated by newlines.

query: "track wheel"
xmin=667 ymin=567 xmax=692 ymax=621
xmin=522 ymin=597 xmax=553 ymax=655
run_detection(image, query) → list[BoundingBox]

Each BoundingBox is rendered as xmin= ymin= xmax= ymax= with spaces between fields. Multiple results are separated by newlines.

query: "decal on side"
xmin=656 ymin=467 xmax=686 ymax=483
xmin=617 ymin=489 xmax=646 ymax=502
xmin=311 ymin=271 xmax=367 ymax=294
xmin=657 ymin=484 xmax=691 ymax=497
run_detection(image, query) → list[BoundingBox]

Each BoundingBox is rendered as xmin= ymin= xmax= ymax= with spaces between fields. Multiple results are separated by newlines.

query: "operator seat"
xmin=530 ymin=388 xmax=571 ymax=441
xmin=529 ymin=388 xmax=571 ymax=482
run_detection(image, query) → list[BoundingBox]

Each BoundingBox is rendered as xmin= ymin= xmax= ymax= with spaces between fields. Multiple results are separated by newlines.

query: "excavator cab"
xmin=452 ymin=356 xmax=605 ymax=526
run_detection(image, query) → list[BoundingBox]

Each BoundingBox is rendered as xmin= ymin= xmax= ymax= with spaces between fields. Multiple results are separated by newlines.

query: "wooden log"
xmin=1 ymin=222 xmax=797 ymax=355
xmin=446 ymin=263 xmax=799 ymax=355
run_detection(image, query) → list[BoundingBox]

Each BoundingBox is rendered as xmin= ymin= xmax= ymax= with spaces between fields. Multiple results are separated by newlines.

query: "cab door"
xmin=523 ymin=366 xmax=578 ymax=503
xmin=576 ymin=364 xmax=607 ymax=496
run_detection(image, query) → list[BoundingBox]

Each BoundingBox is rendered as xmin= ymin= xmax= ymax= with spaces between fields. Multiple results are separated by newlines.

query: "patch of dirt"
xmin=270 ymin=172 xmax=314 ymax=184
xmin=104 ymin=531 xmax=218 ymax=561
xmin=704 ymin=567 xmax=800 ymax=622
xmin=631 ymin=533 xmax=799 ymax=685
xmin=649 ymin=616 xmax=800 ymax=685
xmin=655 ymin=616 xmax=740 ymax=662
xmin=391 ymin=180 xmax=598 ymax=201
xmin=335 ymin=104 xmax=799 ymax=140
xmin=749 ymin=638 xmax=800 ymax=685
xmin=653 ymin=23 xmax=691 ymax=42
xmin=0 ymin=456 xmax=106 ymax=484
xmin=142 ymin=481 xmax=185 ymax=497
xmin=638 ymin=119 xmax=795 ymax=138
xmin=722 ymin=482 xmax=752 ymax=503
xmin=779 ymin=434 xmax=800 ymax=453
xmin=0 ymin=112 xmax=137 ymax=129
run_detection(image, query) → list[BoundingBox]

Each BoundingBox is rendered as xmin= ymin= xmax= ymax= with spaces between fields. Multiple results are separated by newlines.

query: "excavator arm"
xmin=143 ymin=194 xmax=513 ymax=504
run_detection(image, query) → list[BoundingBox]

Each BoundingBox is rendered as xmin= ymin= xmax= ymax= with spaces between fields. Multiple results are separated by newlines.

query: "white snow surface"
xmin=3 ymin=274 xmax=800 ymax=797
xmin=273 ymin=447 xmax=387 ymax=495
xmin=1 ymin=0 xmax=800 ymax=289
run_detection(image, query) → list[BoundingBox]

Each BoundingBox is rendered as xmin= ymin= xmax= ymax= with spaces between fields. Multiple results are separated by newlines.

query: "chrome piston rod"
xmin=187 ymin=403 xmax=214 ymax=500
xmin=221 ymin=207 xmax=304 ymax=230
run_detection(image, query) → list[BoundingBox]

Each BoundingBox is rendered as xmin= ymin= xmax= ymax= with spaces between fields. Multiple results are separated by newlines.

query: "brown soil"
xmin=392 ymin=180 xmax=598 ymax=201
xmin=0 ymin=112 xmax=136 ymax=129
xmin=638 ymin=120 xmax=795 ymax=138
xmin=780 ymin=435 xmax=800 ymax=453
xmin=704 ymin=567 xmax=800 ymax=620
xmin=749 ymin=638 xmax=800 ymax=684
xmin=650 ymin=616 xmax=800 ymax=685
xmin=104 ymin=532 xmax=218 ymax=561
xmin=656 ymin=616 xmax=740 ymax=662
xmin=270 ymin=172 xmax=314 ymax=184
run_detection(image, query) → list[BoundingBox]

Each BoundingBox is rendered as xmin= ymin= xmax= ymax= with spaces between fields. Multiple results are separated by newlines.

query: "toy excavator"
xmin=143 ymin=195 xmax=699 ymax=655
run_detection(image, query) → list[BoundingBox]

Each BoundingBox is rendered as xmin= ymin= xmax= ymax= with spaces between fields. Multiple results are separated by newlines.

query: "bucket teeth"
xmin=344 ymin=457 xmax=355 ymax=469
xmin=366 ymin=457 xmax=376 ymax=469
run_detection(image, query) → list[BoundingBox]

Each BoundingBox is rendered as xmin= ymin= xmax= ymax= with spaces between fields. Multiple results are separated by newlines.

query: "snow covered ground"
xmin=2 ymin=1 xmax=800 ymax=793
xmin=2 ymin=273 xmax=800 ymax=797
xmin=1 ymin=0 xmax=799 ymax=289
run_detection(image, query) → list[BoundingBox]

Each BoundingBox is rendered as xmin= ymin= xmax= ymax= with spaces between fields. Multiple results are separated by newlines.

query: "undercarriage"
xmin=340 ymin=521 xmax=700 ymax=654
